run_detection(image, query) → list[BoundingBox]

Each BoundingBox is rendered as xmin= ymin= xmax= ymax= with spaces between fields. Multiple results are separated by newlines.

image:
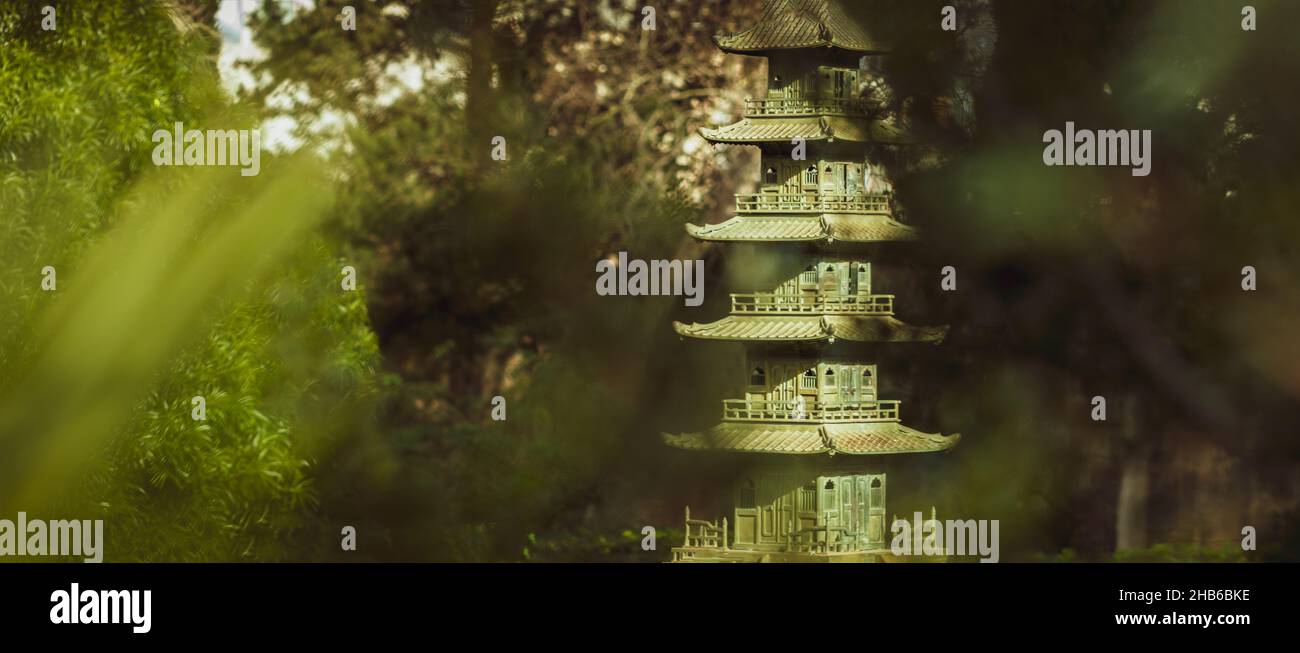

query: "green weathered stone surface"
xmin=667 ymin=0 xmax=961 ymax=563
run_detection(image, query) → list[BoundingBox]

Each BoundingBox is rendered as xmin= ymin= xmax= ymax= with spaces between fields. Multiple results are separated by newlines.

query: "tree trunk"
xmin=466 ymin=0 xmax=500 ymax=169
xmin=1116 ymin=448 xmax=1150 ymax=552
xmin=1115 ymin=394 xmax=1149 ymax=552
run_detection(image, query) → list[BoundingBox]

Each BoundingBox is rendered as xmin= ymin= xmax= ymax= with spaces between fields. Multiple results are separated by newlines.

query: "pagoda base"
xmin=670 ymin=546 xmax=946 ymax=563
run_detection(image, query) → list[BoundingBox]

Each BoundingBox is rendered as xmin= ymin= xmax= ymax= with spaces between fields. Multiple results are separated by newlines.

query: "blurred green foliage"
xmin=1114 ymin=544 xmax=1247 ymax=563
xmin=0 ymin=1 xmax=382 ymax=560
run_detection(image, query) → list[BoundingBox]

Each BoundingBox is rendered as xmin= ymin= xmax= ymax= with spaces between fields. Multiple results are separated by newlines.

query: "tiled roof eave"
xmin=673 ymin=315 xmax=949 ymax=344
xmin=663 ymin=423 xmax=961 ymax=456
xmin=686 ymin=214 xmax=920 ymax=243
xmin=824 ymin=423 xmax=961 ymax=455
xmin=698 ymin=122 xmax=833 ymax=144
xmin=699 ymin=119 xmax=912 ymax=146
xmin=685 ymin=216 xmax=826 ymax=242
xmin=673 ymin=319 xmax=829 ymax=342
xmin=714 ymin=39 xmax=889 ymax=56
xmin=710 ymin=0 xmax=885 ymax=55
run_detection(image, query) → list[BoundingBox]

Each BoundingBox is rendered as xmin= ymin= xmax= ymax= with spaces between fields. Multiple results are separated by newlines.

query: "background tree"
xmin=0 ymin=0 xmax=382 ymax=561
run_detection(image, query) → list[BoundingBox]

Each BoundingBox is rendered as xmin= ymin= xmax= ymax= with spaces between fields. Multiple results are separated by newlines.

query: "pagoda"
xmin=666 ymin=0 xmax=961 ymax=562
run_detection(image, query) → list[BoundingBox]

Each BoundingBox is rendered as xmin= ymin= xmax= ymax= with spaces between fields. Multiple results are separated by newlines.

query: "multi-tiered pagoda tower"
xmin=667 ymin=0 xmax=961 ymax=562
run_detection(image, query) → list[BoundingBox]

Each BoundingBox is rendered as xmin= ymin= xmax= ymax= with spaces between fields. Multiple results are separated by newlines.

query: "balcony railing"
xmin=682 ymin=506 xmax=727 ymax=549
xmin=731 ymin=293 xmax=894 ymax=315
xmin=787 ymin=519 xmax=866 ymax=554
xmin=722 ymin=399 xmax=900 ymax=423
xmin=734 ymin=193 xmax=890 ymax=214
xmin=744 ymin=97 xmax=869 ymax=117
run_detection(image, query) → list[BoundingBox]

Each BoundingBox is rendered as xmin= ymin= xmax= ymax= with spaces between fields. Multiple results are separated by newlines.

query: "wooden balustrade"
xmin=721 ymin=399 xmax=900 ymax=423
xmin=744 ymin=97 xmax=868 ymax=117
xmin=787 ymin=526 xmax=860 ymax=554
xmin=730 ymin=293 xmax=894 ymax=315
xmin=682 ymin=506 xmax=728 ymax=550
xmin=734 ymin=193 xmax=890 ymax=214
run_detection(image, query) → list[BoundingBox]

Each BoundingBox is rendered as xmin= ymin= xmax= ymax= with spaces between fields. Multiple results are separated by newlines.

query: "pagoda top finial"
xmin=714 ymin=0 xmax=887 ymax=55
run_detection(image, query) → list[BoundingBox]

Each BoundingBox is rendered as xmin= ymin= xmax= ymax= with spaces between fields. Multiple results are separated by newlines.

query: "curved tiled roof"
xmin=824 ymin=423 xmax=960 ymax=455
xmin=666 ymin=423 xmax=828 ymax=454
xmin=824 ymin=315 xmax=947 ymax=342
xmin=674 ymin=315 xmax=828 ymax=341
xmin=673 ymin=315 xmax=948 ymax=343
xmin=664 ymin=422 xmax=959 ymax=455
xmin=701 ymin=117 xmax=836 ymax=143
xmin=699 ymin=116 xmax=909 ymax=145
xmin=715 ymin=0 xmax=886 ymax=54
xmin=686 ymin=214 xmax=919 ymax=242
xmin=686 ymin=215 xmax=826 ymax=241
xmin=823 ymin=213 xmax=919 ymax=242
